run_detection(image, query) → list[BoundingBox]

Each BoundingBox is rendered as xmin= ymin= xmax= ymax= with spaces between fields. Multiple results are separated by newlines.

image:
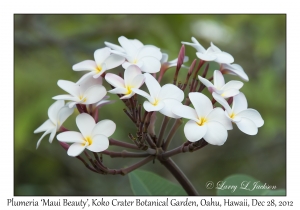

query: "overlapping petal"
xmin=92 ymin=119 xmax=116 ymax=137
xmin=68 ymin=143 xmax=87 ymax=157
xmin=189 ymin=92 xmax=213 ymax=118
xmin=203 ymin=121 xmax=228 ymax=145
xmin=237 ymin=109 xmax=264 ymax=127
xmin=87 ymin=135 xmax=109 ymax=152
xmin=184 ymin=120 xmax=207 ymax=142
xmin=76 ymin=113 xmax=96 ymax=137
xmin=236 ymin=118 xmax=258 ymax=135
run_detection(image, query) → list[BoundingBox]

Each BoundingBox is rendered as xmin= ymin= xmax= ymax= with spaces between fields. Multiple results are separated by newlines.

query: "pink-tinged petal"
xmin=214 ymin=52 xmax=234 ymax=64
xmin=78 ymin=74 xmax=103 ymax=88
xmin=105 ymin=73 xmax=125 ymax=88
xmin=196 ymin=52 xmax=216 ymax=61
xmin=122 ymin=62 xmax=132 ymax=69
xmin=36 ymin=129 xmax=52 ymax=149
xmin=87 ymin=135 xmax=109 ymax=152
xmin=48 ymin=100 xmax=64 ymax=123
xmin=67 ymin=143 xmax=86 ymax=157
xmin=58 ymin=106 xmax=74 ymax=125
xmin=143 ymin=100 xmax=164 ymax=112
xmin=104 ymin=41 xmax=125 ymax=53
xmin=212 ymin=92 xmax=232 ymax=114
xmin=104 ymin=54 xmax=125 ymax=70
xmin=137 ymin=46 xmax=162 ymax=60
xmin=131 ymin=88 xmax=153 ymax=102
xmin=139 ymin=57 xmax=161 ymax=73
xmin=184 ymin=120 xmax=207 ymax=142
xmin=83 ymin=86 xmax=107 ymax=105
xmin=159 ymin=99 xmax=182 ymax=118
xmin=232 ymin=92 xmax=248 ymax=114
xmin=220 ymin=89 xmax=240 ymax=98
xmin=94 ymin=47 xmax=111 ymax=66
xmin=108 ymin=87 xmax=127 ymax=95
xmin=172 ymin=105 xmax=198 ymax=121
xmin=198 ymin=75 xmax=214 ymax=89
xmin=49 ymin=129 xmax=57 ymax=143
xmin=34 ymin=119 xmax=54 ymax=133
xmin=189 ymin=92 xmax=213 ymax=118
xmin=72 ymin=60 xmax=97 ymax=72
xmin=124 ymin=65 xmax=142 ymax=85
xmin=144 ymin=73 xmax=161 ymax=98
xmin=118 ymin=36 xmax=138 ymax=56
xmin=130 ymin=74 xmax=145 ymax=89
xmin=213 ymin=70 xmax=225 ymax=89
xmin=221 ymin=63 xmax=249 ymax=82
xmin=76 ymin=113 xmax=95 ymax=137
xmin=206 ymin=107 xmax=232 ymax=130
xmin=236 ymin=118 xmax=258 ymax=135
xmin=221 ymin=80 xmax=243 ymax=91
xmin=204 ymin=121 xmax=227 ymax=145
xmin=159 ymin=84 xmax=184 ymax=102
xmin=92 ymin=119 xmax=116 ymax=137
xmin=52 ymin=94 xmax=77 ymax=101
xmin=57 ymin=80 xmax=80 ymax=97
xmin=120 ymin=92 xmax=135 ymax=99
xmin=57 ymin=131 xmax=85 ymax=143
xmin=237 ymin=109 xmax=264 ymax=127
xmin=95 ymin=99 xmax=115 ymax=108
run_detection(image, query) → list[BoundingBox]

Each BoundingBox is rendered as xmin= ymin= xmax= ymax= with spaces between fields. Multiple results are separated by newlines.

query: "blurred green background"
xmin=14 ymin=14 xmax=286 ymax=195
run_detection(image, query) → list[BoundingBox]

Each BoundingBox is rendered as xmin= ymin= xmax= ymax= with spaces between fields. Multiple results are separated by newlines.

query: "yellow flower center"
xmin=197 ymin=117 xmax=207 ymax=126
xmin=96 ymin=65 xmax=102 ymax=73
xmin=79 ymin=95 xmax=87 ymax=102
xmin=230 ymin=112 xmax=235 ymax=119
xmin=152 ymin=98 xmax=159 ymax=106
xmin=126 ymin=86 xmax=132 ymax=94
xmin=133 ymin=59 xmax=138 ymax=64
xmin=84 ymin=136 xmax=93 ymax=146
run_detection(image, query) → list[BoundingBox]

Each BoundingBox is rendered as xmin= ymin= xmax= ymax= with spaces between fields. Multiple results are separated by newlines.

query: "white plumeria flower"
xmin=105 ymin=65 xmax=145 ymax=99
xmin=132 ymin=73 xmax=184 ymax=118
xmin=198 ymin=70 xmax=243 ymax=98
xmin=172 ymin=93 xmax=232 ymax=145
xmin=72 ymin=47 xmax=125 ymax=83
xmin=53 ymin=76 xmax=107 ymax=108
xmin=34 ymin=100 xmax=74 ymax=149
xmin=57 ymin=113 xmax=116 ymax=157
xmin=160 ymin=53 xmax=189 ymax=69
xmin=106 ymin=36 xmax=162 ymax=73
xmin=182 ymin=37 xmax=234 ymax=63
xmin=213 ymin=92 xmax=264 ymax=135
xmin=220 ymin=63 xmax=249 ymax=82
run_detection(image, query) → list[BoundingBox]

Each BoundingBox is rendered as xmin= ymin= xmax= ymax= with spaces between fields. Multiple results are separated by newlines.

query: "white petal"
xmin=36 ymin=129 xmax=52 ymax=149
xmin=139 ymin=57 xmax=161 ymax=73
xmin=72 ymin=60 xmax=97 ymax=71
xmin=57 ymin=131 xmax=85 ymax=143
xmin=182 ymin=37 xmax=206 ymax=53
xmin=130 ymin=39 xmax=144 ymax=48
xmin=209 ymin=42 xmax=222 ymax=53
xmin=124 ymin=65 xmax=142 ymax=85
xmin=130 ymin=74 xmax=145 ymax=89
xmin=159 ymin=84 xmax=184 ymax=102
xmin=222 ymin=80 xmax=243 ymax=91
xmin=67 ymin=143 xmax=86 ymax=157
xmin=143 ymin=100 xmax=164 ymax=112
xmin=213 ymin=70 xmax=225 ymax=89
xmin=159 ymin=99 xmax=182 ymax=118
xmin=236 ymin=118 xmax=258 ymax=135
xmin=108 ymin=87 xmax=127 ymax=95
xmin=48 ymin=129 xmax=57 ymax=143
xmin=94 ymin=47 xmax=111 ymax=66
xmin=58 ymin=106 xmax=74 ymax=125
xmin=120 ymin=92 xmax=135 ymax=99
xmin=172 ymin=105 xmax=198 ymax=121
xmin=104 ymin=41 xmax=125 ymax=53
xmin=214 ymin=52 xmax=234 ymax=64
xmin=137 ymin=45 xmax=162 ymax=60
xmin=76 ymin=72 xmax=97 ymax=85
xmin=34 ymin=119 xmax=54 ymax=133
xmin=221 ymin=63 xmax=249 ymax=82
xmin=204 ymin=122 xmax=228 ymax=145
xmin=184 ymin=120 xmax=207 ymax=142
xmin=232 ymin=92 xmax=248 ymax=114
xmin=118 ymin=36 xmax=138 ymax=56
xmin=52 ymin=94 xmax=77 ymax=101
xmin=161 ymin=53 xmax=168 ymax=63
xmin=196 ymin=52 xmax=216 ymax=61
xmin=131 ymin=88 xmax=153 ymax=103
xmin=48 ymin=100 xmax=64 ymax=124
xmin=206 ymin=108 xmax=232 ymax=130
xmin=144 ymin=73 xmax=161 ymax=98
xmin=198 ymin=75 xmax=214 ymax=89
xmin=87 ymin=135 xmax=109 ymax=152
xmin=189 ymin=92 xmax=213 ymax=118
xmin=212 ymin=92 xmax=232 ymax=114
xmin=92 ymin=119 xmax=116 ymax=137
xmin=105 ymin=73 xmax=125 ymax=88
xmin=76 ymin=113 xmax=95 ymax=137
xmin=104 ymin=54 xmax=125 ymax=69
xmin=57 ymin=80 xmax=80 ymax=97
xmin=237 ymin=109 xmax=264 ymax=127
xmin=220 ymin=89 xmax=240 ymax=98
xmin=78 ymin=74 xmax=103 ymax=88
xmin=83 ymin=85 xmax=107 ymax=105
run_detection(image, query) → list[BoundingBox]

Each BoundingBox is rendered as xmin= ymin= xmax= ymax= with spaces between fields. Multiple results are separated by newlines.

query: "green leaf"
xmin=216 ymin=174 xmax=285 ymax=196
xmin=128 ymin=169 xmax=187 ymax=195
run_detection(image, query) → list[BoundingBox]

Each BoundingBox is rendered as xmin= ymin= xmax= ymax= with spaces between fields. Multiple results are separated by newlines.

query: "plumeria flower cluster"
xmin=34 ymin=35 xmax=263 ymax=193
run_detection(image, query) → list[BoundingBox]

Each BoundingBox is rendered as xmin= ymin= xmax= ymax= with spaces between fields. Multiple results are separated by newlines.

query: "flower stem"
xmin=157 ymin=116 xmax=170 ymax=147
xmin=101 ymin=150 xmax=152 ymax=158
xmin=162 ymin=119 xmax=183 ymax=150
xmin=109 ymin=138 xmax=139 ymax=150
xmin=160 ymin=158 xmax=199 ymax=195
xmin=121 ymin=155 xmax=154 ymax=175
